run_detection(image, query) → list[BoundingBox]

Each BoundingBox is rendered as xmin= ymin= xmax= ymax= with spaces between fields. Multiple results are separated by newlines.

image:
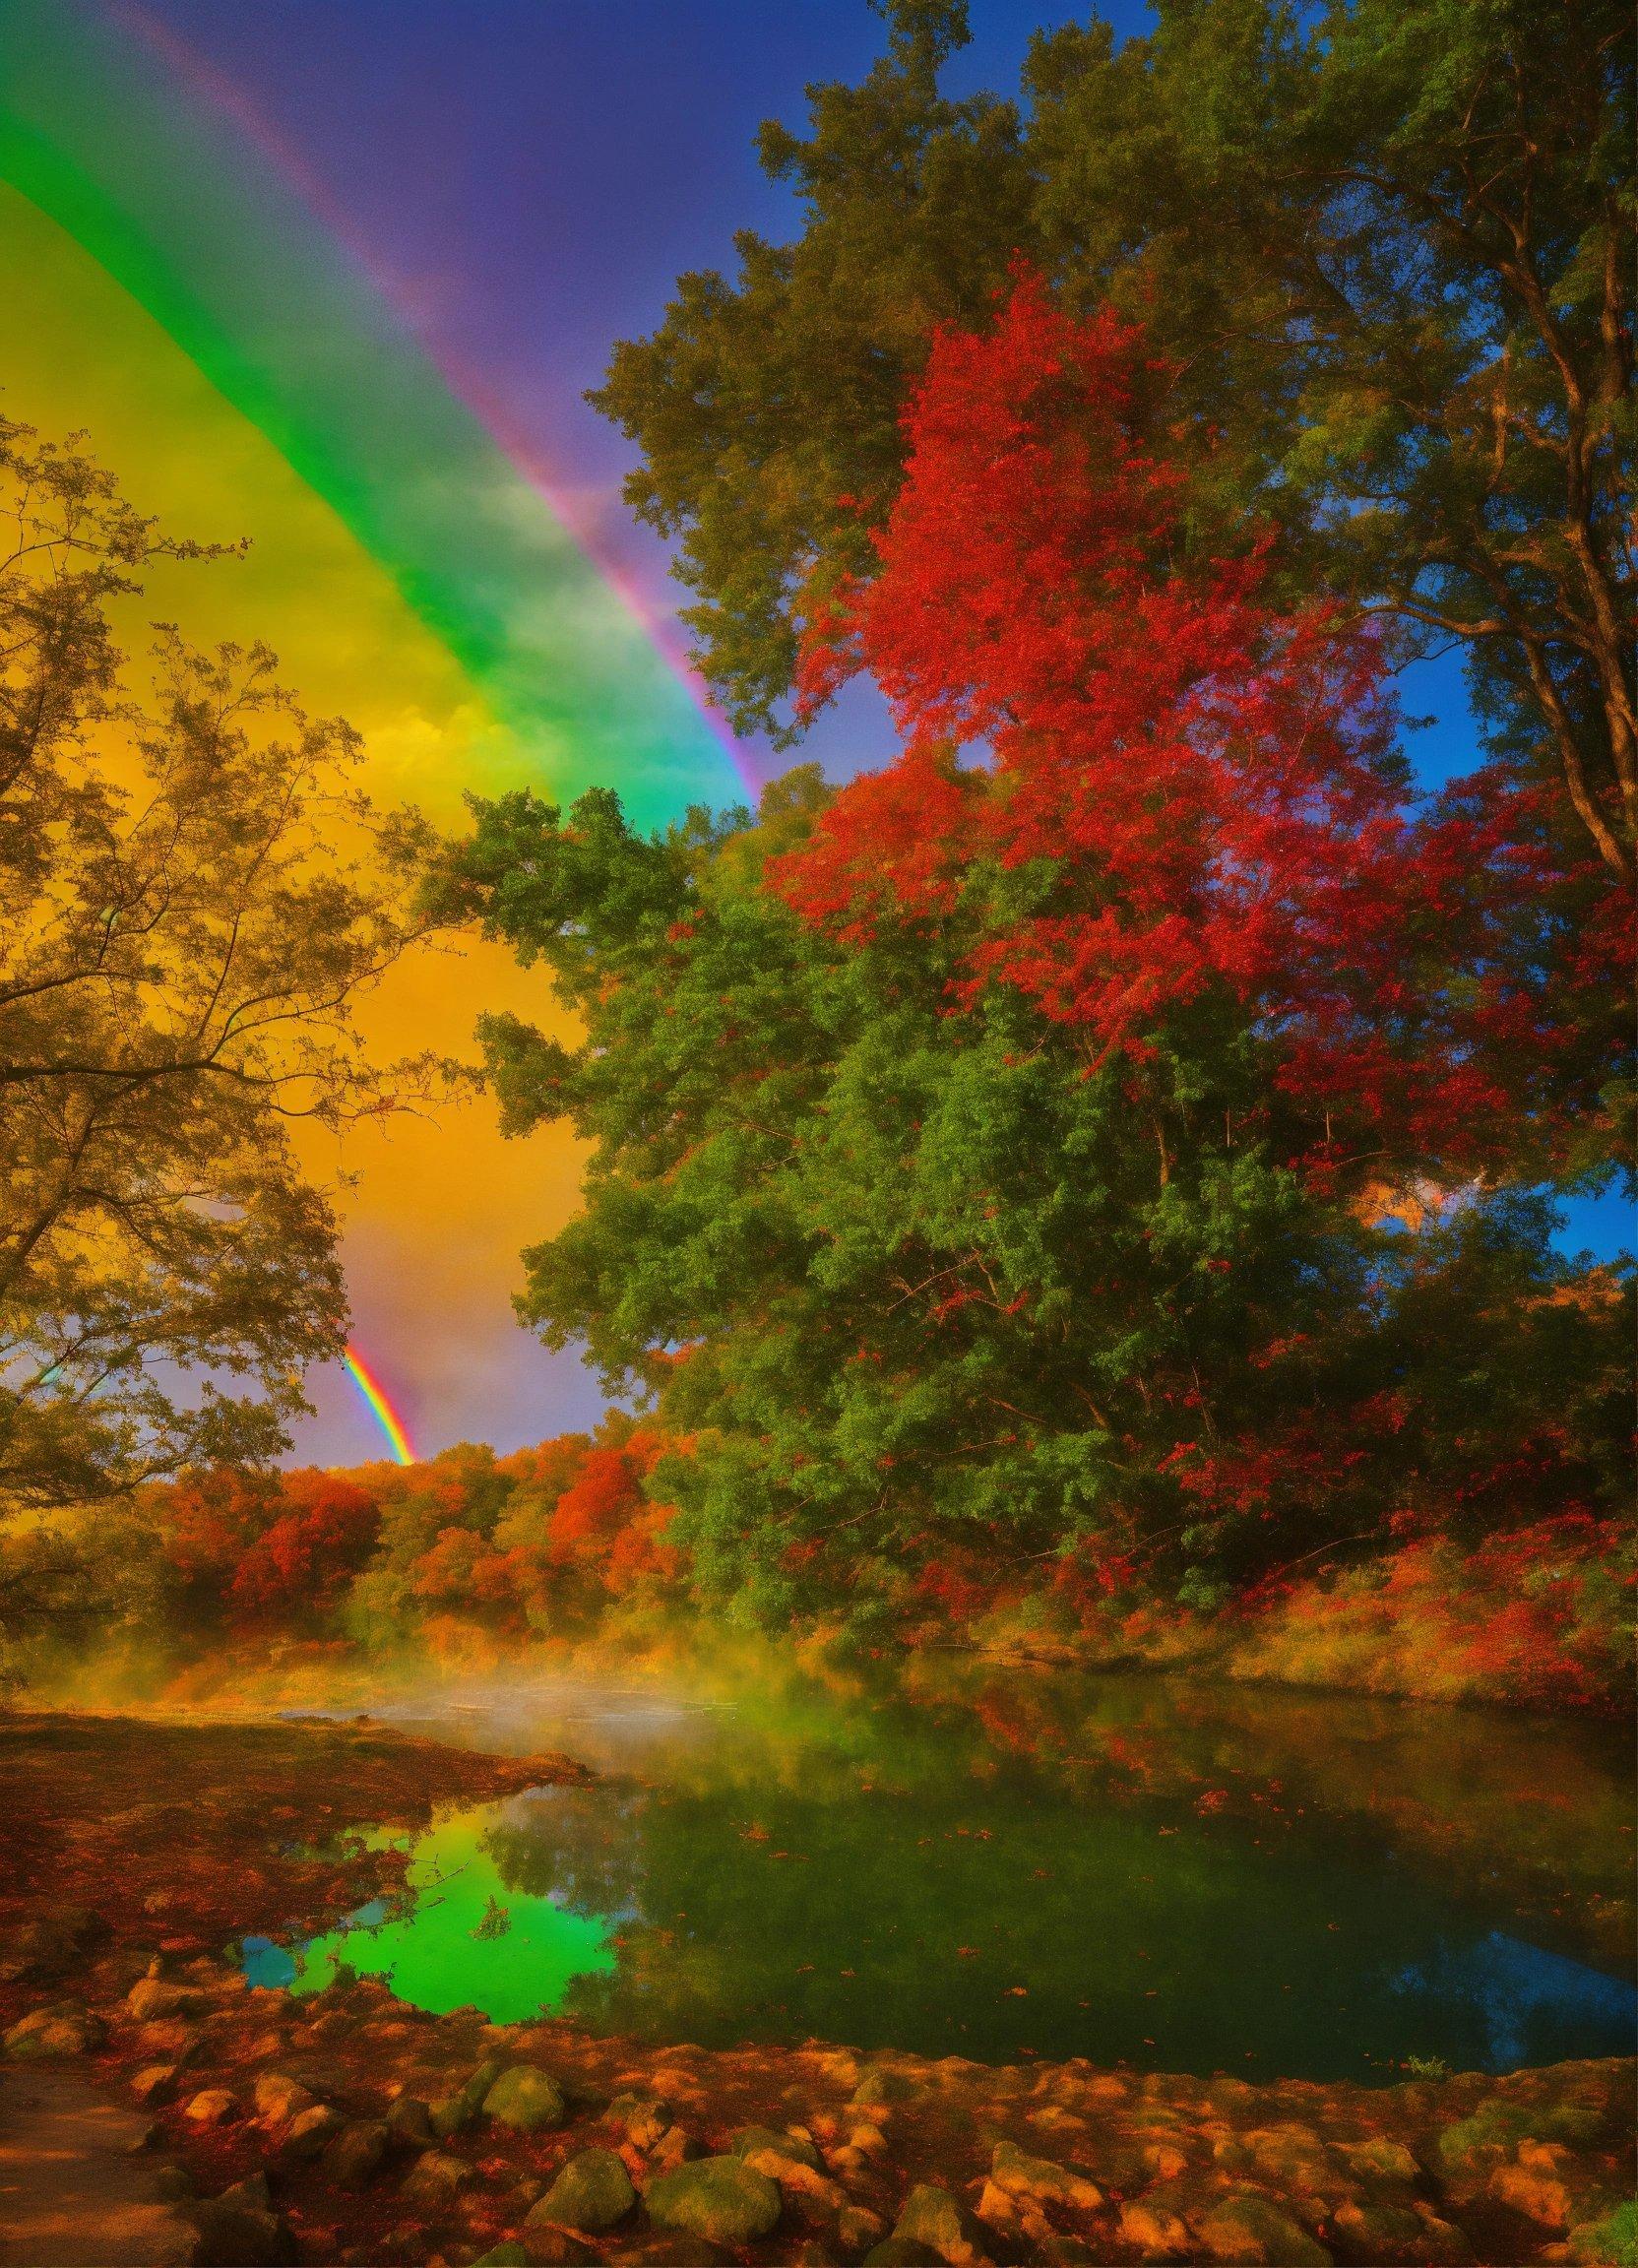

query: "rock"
xmin=183 ymin=2089 xmax=242 ymax=2126
xmin=892 ymin=2182 xmax=992 ymax=2266
xmin=1118 ymin=2197 xmax=1194 ymax=2259
xmin=645 ymin=2154 xmax=784 ymax=2244
xmin=650 ymin=2124 xmax=705 ymax=2174
xmin=1434 ymin=2101 xmax=1606 ymax=2186
xmin=483 ymin=2063 xmax=567 ymax=2132
xmin=154 ymin=2165 xmax=197 ymax=2202
xmin=1489 ymin=2144 xmax=1575 ymax=2231
xmin=3 ymin=2001 xmax=107 ymax=2056
xmin=849 ymin=2121 xmax=890 ymax=2156
xmin=322 ymin=2118 xmax=389 ymax=2186
xmin=253 ymin=2071 xmax=316 ymax=2123
xmin=128 ymin=1976 xmax=203 ymax=2022
xmin=728 ymin=2123 xmax=826 ymax=2174
xmin=1194 ymin=2193 xmax=1334 ymax=2264
xmin=519 ymin=2227 xmax=595 ymax=2266
xmin=861 ymin=2241 xmax=945 ymax=2267
xmin=1331 ymin=2201 xmax=1475 ymax=2264
xmin=838 ymin=2207 xmax=888 ymax=2256
xmin=529 ymin=2148 xmax=636 ymax=2233
xmin=990 ymin=2138 xmax=1102 ymax=2210
xmin=472 ymin=2249 xmax=533 ymax=2267
xmin=1340 ymin=2137 xmax=1423 ymax=2191
xmin=604 ymin=2091 xmax=668 ymax=2147
xmin=132 ymin=2063 xmax=181 ymax=2107
xmin=851 ymin=2067 xmax=920 ymax=2109
xmin=1215 ymin=2125 xmax=1354 ymax=2207
xmin=385 ymin=2092 xmax=438 ymax=2149
xmin=430 ymin=2055 xmax=502 ymax=2137
xmin=190 ymin=2174 xmax=298 ymax=2266
xmin=279 ymin=2104 xmax=343 ymax=2160
xmin=402 ymin=2149 xmax=474 ymax=2203
xmin=1567 ymin=2202 xmax=1638 ymax=2264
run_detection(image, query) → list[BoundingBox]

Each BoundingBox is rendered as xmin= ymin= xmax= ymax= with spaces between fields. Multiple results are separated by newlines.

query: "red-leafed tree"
xmin=782 ymin=277 xmax=1624 ymax=1199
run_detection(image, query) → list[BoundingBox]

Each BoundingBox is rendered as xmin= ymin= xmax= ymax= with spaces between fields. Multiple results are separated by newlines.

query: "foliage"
xmin=0 ymin=414 xmax=432 ymax=1519
xmin=444 ymin=290 xmax=1630 ymax=1626
xmin=594 ymin=0 xmax=1634 ymax=880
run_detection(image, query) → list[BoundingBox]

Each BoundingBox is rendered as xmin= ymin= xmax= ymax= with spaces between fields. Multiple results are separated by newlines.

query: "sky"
xmin=1 ymin=0 xmax=1627 ymax=1467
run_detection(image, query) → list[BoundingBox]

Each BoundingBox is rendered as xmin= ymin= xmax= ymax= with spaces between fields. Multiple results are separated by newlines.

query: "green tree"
xmin=434 ymin=775 xmax=1628 ymax=1625
xmin=0 ymin=416 xmax=429 ymax=1515
xmin=594 ymin=0 xmax=1633 ymax=876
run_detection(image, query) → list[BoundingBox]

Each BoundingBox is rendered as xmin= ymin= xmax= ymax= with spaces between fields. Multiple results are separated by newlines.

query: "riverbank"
xmin=1 ymin=1708 xmax=1632 ymax=2266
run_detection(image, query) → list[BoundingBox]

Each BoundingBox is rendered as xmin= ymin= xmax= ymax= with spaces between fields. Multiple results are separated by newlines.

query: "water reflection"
xmin=244 ymin=1664 xmax=1636 ymax=2080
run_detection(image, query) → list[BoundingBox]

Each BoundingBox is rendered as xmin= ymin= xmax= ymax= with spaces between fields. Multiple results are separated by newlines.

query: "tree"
xmin=0 ymin=416 xmax=430 ymax=1514
xmin=438 ymin=293 xmax=1627 ymax=1621
xmin=593 ymin=0 xmax=1634 ymax=877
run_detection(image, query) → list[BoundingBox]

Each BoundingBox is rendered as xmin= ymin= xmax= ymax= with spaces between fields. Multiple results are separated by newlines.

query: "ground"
xmin=0 ymin=1710 xmax=1631 ymax=2267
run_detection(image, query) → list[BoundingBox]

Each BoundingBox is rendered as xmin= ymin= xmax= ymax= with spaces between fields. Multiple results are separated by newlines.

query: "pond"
xmin=238 ymin=1660 xmax=1636 ymax=2084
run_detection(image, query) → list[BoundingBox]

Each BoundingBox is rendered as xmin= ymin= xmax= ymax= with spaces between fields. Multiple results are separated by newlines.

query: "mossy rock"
xmin=728 ymin=2124 xmax=825 ymax=2174
xmin=1331 ymin=2200 xmax=1473 ymax=2265
xmin=530 ymin=2148 xmax=636 ymax=2232
xmin=472 ymin=2248 xmax=532 ymax=2268
xmin=431 ymin=2056 xmax=502 ymax=2136
xmin=483 ymin=2064 xmax=567 ymax=2132
xmin=991 ymin=2138 xmax=1102 ymax=2209
xmin=851 ymin=2066 xmax=922 ymax=2109
xmin=645 ymin=2154 xmax=783 ymax=2243
xmin=1568 ymin=2201 xmax=1638 ymax=2267
xmin=1195 ymin=2193 xmax=1333 ymax=2264
xmin=893 ymin=2183 xmax=984 ymax=2263
xmin=2 ymin=2003 xmax=106 ymax=2057
xmin=862 ymin=2241 xmax=945 ymax=2268
xmin=1436 ymin=2098 xmax=1606 ymax=2175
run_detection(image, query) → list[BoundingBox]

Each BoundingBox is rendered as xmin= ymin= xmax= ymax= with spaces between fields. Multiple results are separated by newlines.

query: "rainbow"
xmin=343 ymin=1347 xmax=416 ymax=1468
xmin=0 ymin=0 xmax=751 ymax=826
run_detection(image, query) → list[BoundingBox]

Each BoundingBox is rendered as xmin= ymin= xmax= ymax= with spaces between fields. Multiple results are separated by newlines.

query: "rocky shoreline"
xmin=1 ymin=1711 xmax=1631 ymax=2268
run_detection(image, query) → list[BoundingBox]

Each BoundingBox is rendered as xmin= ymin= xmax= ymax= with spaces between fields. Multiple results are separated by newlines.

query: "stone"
xmin=322 ymin=2118 xmax=389 ymax=2186
xmin=519 ymin=2227 xmax=595 ymax=2266
xmin=1340 ymin=2137 xmax=1422 ymax=2191
xmin=645 ymin=2154 xmax=784 ymax=2244
xmin=861 ymin=2241 xmax=945 ymax=2267
xmin=132 ymin=2063 xmax=181 ymax=2107
xmin=279 ymin=2104 xmax=343 ymax=2160
xmin=402 ymin=2149 xmax=474 ymax=2203
xmin=838 ymin=2207 xmax=888 ymax=2256
xmin=190 ymin=2174 xmax=298 ymax=2266
xmin=990 ymin=2138 xmax=1102 ymax=2210
xmin=3 ymin=2001 xmax=107 ymax=2057
xmin=1567 ymin=2202 xmax=1638 ymax=2264
xmin=1118 ymin=2197 xmax=1194 ymax=2259
xmin=851 ymin=2066 xmax=921 ymax=2109
xmin=128 ymin=1976 xmax=203 ymax=2022
xmin=1194 ymin=2193 xmax=1334 ymax=2265
xmin=604 ymin=2091 xmax=668 ymax=2147
xmin=430 ymin=2056 xmax=501 ymax=2137
xmin=385 ymin=2092 xmax=438 ymax=2149
xmin=1331 ymin=2201 xmax=1474 ymax=2265
xmin=728 ymin=2123 xmax=826 ymax=2173
xmin=472 ymin=2249 xmax=533 ymax=2267
xmin=1488 ymin=2146 xmax=1573 ymax=2232
xmin=483 ymin=2063 xmax=567 ymax=2132
xmin=892 ymin=2182 xmax=992 ymax=2266
xmin=253 ymin=2071 xmax=316 ymax=2123
xmin=183 ymin=2088 xmax=242 ymax=2126
xmin=529 ymin=2149 xmax=636 ymax=2233
xmin=650 ymin=2124 xmax=704 ymax=2174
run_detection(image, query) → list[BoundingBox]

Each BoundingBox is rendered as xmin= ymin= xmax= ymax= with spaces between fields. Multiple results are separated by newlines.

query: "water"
xmin=238 ymin=1661 xmax=1636 ymax=2082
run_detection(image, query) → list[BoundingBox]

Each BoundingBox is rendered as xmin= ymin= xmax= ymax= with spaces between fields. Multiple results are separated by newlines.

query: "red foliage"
xmin=777 ymin=275 xmax=1617 ymax=1187
xmin=224 ymin=1473 xmax=380 ymax=1629
xmin=545 ymin=1431 xmax=684 ymax=1594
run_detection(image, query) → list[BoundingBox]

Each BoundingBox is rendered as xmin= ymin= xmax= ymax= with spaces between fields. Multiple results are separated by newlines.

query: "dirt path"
xmin=0 ymin=2061 xmax=196 ymax=2267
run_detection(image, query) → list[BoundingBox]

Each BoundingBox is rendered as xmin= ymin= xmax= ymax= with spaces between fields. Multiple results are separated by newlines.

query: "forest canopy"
xmin=443 ymin=0 xmax=1632 ymax=1635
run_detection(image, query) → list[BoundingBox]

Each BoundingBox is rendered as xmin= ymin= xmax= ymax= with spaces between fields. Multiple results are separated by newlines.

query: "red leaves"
xmin=772 ymin=274 xmax=1617 ymax=1186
